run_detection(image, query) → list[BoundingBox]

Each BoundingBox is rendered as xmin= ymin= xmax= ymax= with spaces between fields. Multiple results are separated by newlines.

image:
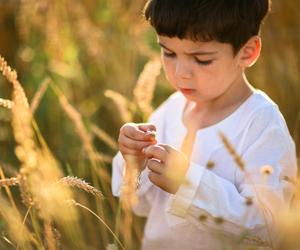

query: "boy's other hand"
xmin=118 ymin=123 xmax=157 ymax=171
xmin=143 ymin=144 xmax=189 ymax=194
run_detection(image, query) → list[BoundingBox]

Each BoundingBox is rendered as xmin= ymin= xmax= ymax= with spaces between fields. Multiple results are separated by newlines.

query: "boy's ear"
xmin=238 ymin=36 xmax=261 ymax=68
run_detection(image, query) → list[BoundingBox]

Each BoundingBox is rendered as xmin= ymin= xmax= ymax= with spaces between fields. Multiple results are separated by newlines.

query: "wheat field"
xmin=0 ymin=0 xmax=299 ymax=249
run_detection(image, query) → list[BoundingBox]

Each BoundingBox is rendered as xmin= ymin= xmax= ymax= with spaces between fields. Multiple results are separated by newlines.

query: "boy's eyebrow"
xmin=158 ymin=42 xmax=218 ymax=56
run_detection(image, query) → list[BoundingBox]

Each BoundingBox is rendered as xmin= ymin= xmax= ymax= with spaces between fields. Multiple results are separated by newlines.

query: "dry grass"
xmin=0 ymin=55 xmax=114 ymax=249
xmin=30 ymin=77 xmax=50 ymax=114
xmin=0 ymin=1 xmax=299 ymax=249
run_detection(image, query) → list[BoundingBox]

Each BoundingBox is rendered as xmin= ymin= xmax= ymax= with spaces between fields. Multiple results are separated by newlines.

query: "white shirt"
xmin=112 ymin=90 xmax=297 ymax=250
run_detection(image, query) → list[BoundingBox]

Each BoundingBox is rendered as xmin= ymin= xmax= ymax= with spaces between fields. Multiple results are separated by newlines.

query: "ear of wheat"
xmin=0 ymin=98 xmax=14 ymax=109
xmin=0 ymin=177 xmax=19 ymax=187
xmin=58 ymin=176 xmax=103 ymax=198
xmin=0 ymin=55 xmax=37 ymax=209
xmin=133 ymin=58 xmax=161 ymax=116
xmin=219 ymin=132 xmax=245 ymax=171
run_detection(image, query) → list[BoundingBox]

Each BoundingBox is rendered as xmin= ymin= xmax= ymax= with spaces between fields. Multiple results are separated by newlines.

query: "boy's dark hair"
xmin=143 ymin=0 xmax=271 ymax=54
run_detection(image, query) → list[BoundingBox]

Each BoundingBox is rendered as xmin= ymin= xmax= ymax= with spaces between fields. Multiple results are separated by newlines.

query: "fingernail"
xmin=145 ymin=130 xmax=156 ymax=138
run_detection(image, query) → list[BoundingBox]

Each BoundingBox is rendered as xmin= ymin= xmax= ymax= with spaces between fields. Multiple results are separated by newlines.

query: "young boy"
xmin=112 ymin=0 xmax=297 ymax=249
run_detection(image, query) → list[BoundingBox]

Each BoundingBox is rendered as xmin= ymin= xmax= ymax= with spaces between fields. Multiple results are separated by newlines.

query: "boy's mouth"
xmin=179 ymin=88 xmax=195 ymax=95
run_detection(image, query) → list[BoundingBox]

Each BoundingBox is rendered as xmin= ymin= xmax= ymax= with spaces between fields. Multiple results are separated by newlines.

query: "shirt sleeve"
xmin=165 ymin=107 xmax=297 ymax=246
xmin=111 ymin=96 xmax=170 ymax=217
xmin=111 ymin=151 xmax=157 ymax=217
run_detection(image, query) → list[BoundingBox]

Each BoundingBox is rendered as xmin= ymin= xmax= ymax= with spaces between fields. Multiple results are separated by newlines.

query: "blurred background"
xmin=0 ymin=0 xmax=299 ymax=249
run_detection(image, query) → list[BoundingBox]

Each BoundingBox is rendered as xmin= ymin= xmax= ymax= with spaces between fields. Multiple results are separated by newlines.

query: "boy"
xmin=112 ymin=0 xmax=297 ymax=249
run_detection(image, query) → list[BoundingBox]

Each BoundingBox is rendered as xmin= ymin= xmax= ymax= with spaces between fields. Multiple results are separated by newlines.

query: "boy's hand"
xmin=143 ymin=144 xmax=189 ymax=194
xmin=118 ymin=123 xmax=157 ymax=171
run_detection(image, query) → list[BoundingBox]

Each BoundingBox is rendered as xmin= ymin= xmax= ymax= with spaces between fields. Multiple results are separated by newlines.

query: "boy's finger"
xmin=159 ymin=143 xmax=189 ymax=165
xmin=120 ymin=134 xmax=155 ymax=150
xmin=138 ymin=123 xmax=156 ymax=133
xmin=138 ymin=123 xmax=157 ymax=141
xmin=159 ymin=144 xmax=188 ymax=159
xmin=143 ymin=145 xmax=167 ymax=162
xmin=147 ymin=159 xmax=164 ymax=174
xmin=148 ymin=171 xmax=164 ymax=187
xmin=158 ymin=144 xmax=176 ymax=153
xmin=122 ymin=125 xmax=152 ymax=141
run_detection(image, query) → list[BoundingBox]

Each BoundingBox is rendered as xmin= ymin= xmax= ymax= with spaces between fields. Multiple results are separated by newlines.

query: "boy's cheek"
xmin=162 ymin=64 xmax=175 ymax=82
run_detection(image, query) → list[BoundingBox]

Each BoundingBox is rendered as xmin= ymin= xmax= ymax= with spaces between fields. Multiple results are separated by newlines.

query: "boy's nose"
xmin=175 ymin=62 xmax=192 ymax=79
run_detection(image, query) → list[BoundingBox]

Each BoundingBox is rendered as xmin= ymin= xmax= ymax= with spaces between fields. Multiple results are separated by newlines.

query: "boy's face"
xmin=158 ymin=36 xmax=245 ymax=104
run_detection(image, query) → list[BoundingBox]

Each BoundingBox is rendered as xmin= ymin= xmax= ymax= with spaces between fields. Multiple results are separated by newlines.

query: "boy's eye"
xmin=194 ymin=58 xmax=213 ymax=66
xmin=162 ymin=50 xmax=213 ymax=66
xmin=163 ymin=51 xmax=175 ymax=58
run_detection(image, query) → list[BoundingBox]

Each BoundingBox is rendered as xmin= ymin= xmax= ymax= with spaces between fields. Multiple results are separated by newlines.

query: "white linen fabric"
xmin=112 ymin=90 xmax=297 ymax=250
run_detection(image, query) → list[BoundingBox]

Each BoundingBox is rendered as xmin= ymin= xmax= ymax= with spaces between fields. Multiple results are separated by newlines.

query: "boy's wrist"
xmin=124 ymin=155 xmax=146 ymax=172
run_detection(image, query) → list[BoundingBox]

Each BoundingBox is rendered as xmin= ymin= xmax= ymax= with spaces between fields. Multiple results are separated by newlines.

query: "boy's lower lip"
xmin=179 ymin=88 xmax=195 ymax=95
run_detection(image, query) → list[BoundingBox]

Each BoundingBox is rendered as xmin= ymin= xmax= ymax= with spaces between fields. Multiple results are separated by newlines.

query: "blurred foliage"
xmin=0 ymin=0 xmax=299 ymax=249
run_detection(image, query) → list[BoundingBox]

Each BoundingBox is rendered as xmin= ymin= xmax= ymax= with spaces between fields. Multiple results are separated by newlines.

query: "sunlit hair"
xmin=144 ymin=0 xmax=271 ymax=54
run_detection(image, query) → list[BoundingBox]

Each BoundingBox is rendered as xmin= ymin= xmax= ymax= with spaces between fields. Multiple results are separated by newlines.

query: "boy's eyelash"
xmin=194 ymin=58 xmax=213 ymax=66
xmin=163 ymin=51 xmax=213 ymax=66
xmin=163 ymin=51 xmax=175 ymax=57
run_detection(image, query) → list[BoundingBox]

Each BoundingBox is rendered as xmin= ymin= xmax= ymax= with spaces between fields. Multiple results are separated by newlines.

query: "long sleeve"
xmin=111 ymin=96 xmax=171 ymax=217
xmin=165 ymin=106 xmax=297 ymax=246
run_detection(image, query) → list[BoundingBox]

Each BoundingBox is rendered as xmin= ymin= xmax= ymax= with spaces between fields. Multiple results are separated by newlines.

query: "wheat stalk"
xmin=0 ymin=195 xmax=32 ymax=247
xmin=0 ymin=55 xmax=35 ymax=162
xmin=91 ymin=125 xmax=118 ymax=150
xmin=30 ymin=78 xmax=50 ymax=114
xmin=58 ymin=176 xmax=103 ymax=198
xmin=219 ymin=132 xmax=275 ymax=247
xmin=106 ymin=243 xmax=118 ymax=250
xmin=0 ymin=55 xmax=38 ymax=209
xmin=104 ymin=90 xmax=132 ymax=123
xmin=0 ymin=177 xmax=19 ymax=187
xmin=0 ymin=56 xmax=29 ymax=108
xmin=0 ymin=167 xmax=18 ymax=211
xmin=219 ymin=132 xmax=245 ymax=171
xmin=120 ymin=156 xmax=139 ymax=210
xmin=91 ymin=152 xmax=113 ymax=164
xmin=0 ymin=98 xmax=14 ymax=109
xmin=16 ymin=0 xmax=32 ymax=42
xmin=44 ymin=2 xmax=64 ymax=61
xmin=66 ymin=0 xmax=104 ymax=68
xmin=44 ymin=220 xmax=56 ymax=250
xmin=133 ymin=58 xmax=161 ymax=116
xmin=57 ymin=92 xmax=111 ymax=177
xmin=52 ymin=227 xmax=61 ymax=250
xmin=58 ymin=93 xmax=94 ymax=156
xmin=66 ymin=199 xmax=125 ymax=250
xmin=53 ymin=84 xmax=112 ymax=213
xmin=18 ymin=175 xmax=34 ymax=207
